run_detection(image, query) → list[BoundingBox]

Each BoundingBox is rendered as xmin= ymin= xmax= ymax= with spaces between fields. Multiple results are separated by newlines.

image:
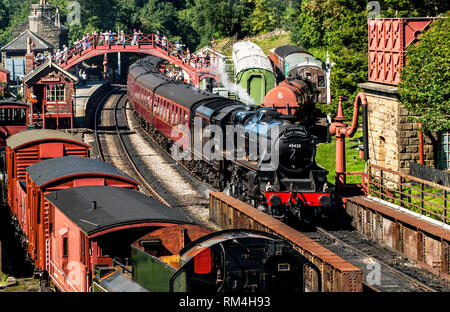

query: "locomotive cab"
xmin=172 ymin=230 xmax=322 ymax=292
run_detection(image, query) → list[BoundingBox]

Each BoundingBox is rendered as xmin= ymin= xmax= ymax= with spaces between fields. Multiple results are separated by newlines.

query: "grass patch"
xmin=0 ymin=273 xmax=8 ymax=284
xmin=253 ymin=32 xmax=293 ymax=55
xmin=316 ymin=128 xmax=366 ymax=185
xmin=369 ymin=179 xmax=450 ymax=225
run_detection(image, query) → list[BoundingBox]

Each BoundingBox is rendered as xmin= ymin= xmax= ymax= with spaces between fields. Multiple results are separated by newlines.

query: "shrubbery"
xmin=398 ymin=17 xmax=450 ymax=132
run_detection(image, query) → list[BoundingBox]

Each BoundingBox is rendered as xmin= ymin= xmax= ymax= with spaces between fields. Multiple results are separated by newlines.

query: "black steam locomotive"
xmin=128 ymin=57 xmax=331 ymax=222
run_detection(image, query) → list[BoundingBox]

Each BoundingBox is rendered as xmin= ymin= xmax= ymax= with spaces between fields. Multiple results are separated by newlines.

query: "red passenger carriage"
xmin=44 ymin=186 xmax=190 ymax=292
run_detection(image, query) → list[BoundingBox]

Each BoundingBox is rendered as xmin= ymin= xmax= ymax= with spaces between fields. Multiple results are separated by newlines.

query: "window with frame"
xmin=437 ymin=131 xmax=450 ymax=169
xmin=165 ymin=102 xmax=169 ymax=121
xmin=0 ymin=108 xmax=27 ymax=125
xmin=171 ymin=105 xmax=175 ymax=124
xmin=46 ymin=84 xmax=65 ymax=102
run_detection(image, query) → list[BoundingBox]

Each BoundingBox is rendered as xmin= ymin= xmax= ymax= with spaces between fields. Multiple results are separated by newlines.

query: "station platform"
xmin=73 ymin=81 xmax=111 ymax=128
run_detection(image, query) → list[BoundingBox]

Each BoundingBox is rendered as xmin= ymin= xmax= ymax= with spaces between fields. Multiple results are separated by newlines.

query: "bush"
xmin=398 ymin=17 xmax=450 ymax=132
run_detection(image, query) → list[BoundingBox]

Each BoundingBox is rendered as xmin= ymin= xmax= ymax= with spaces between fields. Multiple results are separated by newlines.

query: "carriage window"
xmin=164 ymin=102 xmax=168 ymax=120
xmin=0 ymin=108 xmax=27 ymax=126
xmin=165 ymin=103 xmax=169 ymax=121
xmin=171 ymin=108 xmax=175 ymax=125
xmin=318 ymin=76 xmax=325 ymax=88
xmin=46 ymin=84 xmax=65 ymax=101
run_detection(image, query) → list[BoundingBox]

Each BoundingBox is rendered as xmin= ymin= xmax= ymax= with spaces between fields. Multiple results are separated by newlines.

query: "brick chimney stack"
xmin=25 ymin=37 xmax=35 ymax=75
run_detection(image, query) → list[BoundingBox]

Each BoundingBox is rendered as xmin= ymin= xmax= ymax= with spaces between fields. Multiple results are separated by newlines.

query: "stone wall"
xmin=359 ymin=82 xmax=436 ymax=175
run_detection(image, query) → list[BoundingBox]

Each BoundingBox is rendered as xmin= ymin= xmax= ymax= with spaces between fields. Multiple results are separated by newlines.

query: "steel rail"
xmin=315 ymin=226 xmax=438 ymax=292
xmin=94 ymin=88 xmax=119 ymax=162
xmin=112 ymin=92 xmax=171 ymax=207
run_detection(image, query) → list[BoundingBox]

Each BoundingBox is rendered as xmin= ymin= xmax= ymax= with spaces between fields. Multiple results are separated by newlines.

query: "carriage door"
xmin=248 ymin=73 xmax=264 ymax=105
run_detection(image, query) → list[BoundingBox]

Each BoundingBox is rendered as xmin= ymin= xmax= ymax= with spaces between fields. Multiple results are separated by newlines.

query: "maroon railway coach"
xmin=45 ymin=186 xmax=191 ymax=292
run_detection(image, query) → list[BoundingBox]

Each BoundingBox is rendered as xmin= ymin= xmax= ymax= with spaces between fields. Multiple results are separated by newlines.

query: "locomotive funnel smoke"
xmin=217 ymin=59 xmax=256 ymax=105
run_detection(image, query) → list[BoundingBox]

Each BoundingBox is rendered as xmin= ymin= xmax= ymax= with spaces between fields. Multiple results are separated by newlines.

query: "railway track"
xmin=94 ymin=89 xmax=170 ymax=206
xmin=304 ymin=226 xmax=450 ymax=292
xmin=93 ymin=89 xmax=215 ymax=227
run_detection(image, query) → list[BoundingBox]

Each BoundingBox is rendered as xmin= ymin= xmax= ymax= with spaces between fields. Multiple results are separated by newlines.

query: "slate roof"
xmin=45 ymin=186 xmax=190 ymax=236
xmin=26 ymin=156 xmax=137 ymax=187
xmin=1 ymin=30 xmax=53 ymax=53
xmin=22 ymin=60 xmax=79 ymax=85
xmin=6 ymin=129 xmax=87 ymax=150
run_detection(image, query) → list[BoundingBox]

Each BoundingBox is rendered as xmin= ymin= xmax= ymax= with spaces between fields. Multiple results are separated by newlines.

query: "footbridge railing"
xmin=52 ymin=33 xmax=218 ymax=85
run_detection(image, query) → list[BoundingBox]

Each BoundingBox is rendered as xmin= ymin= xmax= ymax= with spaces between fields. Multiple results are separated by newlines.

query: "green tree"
xmin=139 ymin=0 xmax=179 ymax=35
xmin=289 ymin=0 xmax=449 ymax=121
xmin=185 ymin=0 xmax=253 ymax=48
xmin=398 ymin=17 xmax=450 ymax=132
xmin=0 ymin=0 xmax=31 ymax=48
xmin=248 ymin=0 xmax=287 ymax=35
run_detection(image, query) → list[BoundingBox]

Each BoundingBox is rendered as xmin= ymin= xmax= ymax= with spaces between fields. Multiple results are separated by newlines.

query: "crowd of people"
xmin=30 ymin=30 xmax=217 ymax=83
xmin=48 ymin=30 xmax=215 ymax=68
xmin=164 ymin=68 xmax=184 ymax=81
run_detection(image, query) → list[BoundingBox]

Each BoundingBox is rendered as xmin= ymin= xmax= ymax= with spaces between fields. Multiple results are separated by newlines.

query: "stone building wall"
xmin=28 ymin=4 xmax=67 ymax=51
xmin=30 ymin=17 xmax=67 ymax=51
xmin=359 ymin=82 xmax=436 ymax=175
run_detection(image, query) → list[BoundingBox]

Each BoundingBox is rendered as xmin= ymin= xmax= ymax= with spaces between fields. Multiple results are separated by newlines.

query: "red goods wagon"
xmin=44 ymin=186 xmax=190 ymax=292
xmin=5 ymin=129 xmax=90 ymax=216
xmin=24 ymin=156 xmax=139 ymax=271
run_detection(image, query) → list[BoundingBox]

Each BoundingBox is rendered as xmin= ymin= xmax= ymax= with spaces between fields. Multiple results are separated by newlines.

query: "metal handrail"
xmin=367 ymin=164 xmax=449 ymax=224
xmin=51 ymin=33 xmax=216 ymax=73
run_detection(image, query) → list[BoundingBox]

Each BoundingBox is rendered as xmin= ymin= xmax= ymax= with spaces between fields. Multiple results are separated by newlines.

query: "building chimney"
xmin=25 ymin=37 xmax=35 ymax=75
xmin=55 ymin=7 xmax=61 ymax=28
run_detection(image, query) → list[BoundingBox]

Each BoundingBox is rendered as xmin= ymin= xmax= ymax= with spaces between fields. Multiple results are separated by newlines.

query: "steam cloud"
xmin=216 ymin=59 xmax=256 ymax=105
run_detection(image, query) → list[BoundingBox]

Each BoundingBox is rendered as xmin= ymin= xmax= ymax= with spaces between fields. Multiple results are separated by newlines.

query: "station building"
xmin=22 ymin=60 xmax=78 ymax=130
